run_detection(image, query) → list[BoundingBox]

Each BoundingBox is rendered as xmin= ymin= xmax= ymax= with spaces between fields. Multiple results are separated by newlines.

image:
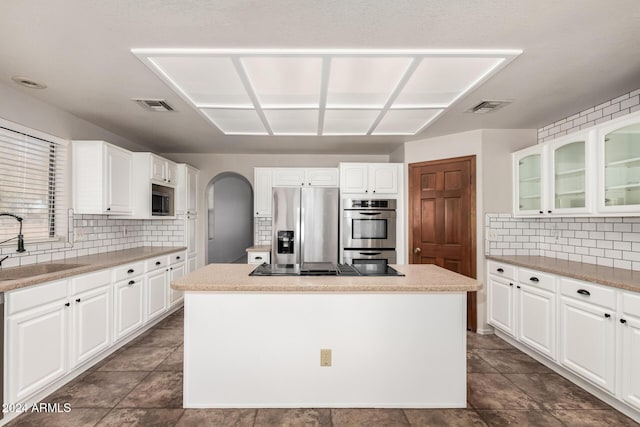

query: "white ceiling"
xmin=0 ymin=0 xmax=639 ymax=154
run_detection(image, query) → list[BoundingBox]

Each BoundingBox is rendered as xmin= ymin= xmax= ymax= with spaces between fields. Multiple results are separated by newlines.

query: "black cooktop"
xmin=249 ymin=263 xmax=404 ymax=277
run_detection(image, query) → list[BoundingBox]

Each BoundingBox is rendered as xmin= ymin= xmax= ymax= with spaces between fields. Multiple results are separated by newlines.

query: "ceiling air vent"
xmin=466 ymin=100 xmax=511 ymax=114
xmin=133 ymin=99 xmax=174 ymax=112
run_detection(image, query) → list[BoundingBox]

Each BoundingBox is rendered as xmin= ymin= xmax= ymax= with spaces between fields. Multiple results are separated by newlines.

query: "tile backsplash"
xmin=485 ymin=213 xmax=640 ymax=271
xmin=0 ymin=214 xmax=185 ymax=269
xmin=538 ymin=88 xmax=640 ymax=143
xmin=254 ymin=217 xmax=272 ymax=246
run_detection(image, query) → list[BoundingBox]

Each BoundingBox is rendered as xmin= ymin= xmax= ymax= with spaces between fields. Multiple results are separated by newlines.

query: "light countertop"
xmin=171 ymin=263 xmax=481 ymax=293
xmin=0 ymin=246 xmax=187 ymax=292
xmin=245 ymin=245 xmax=271 ymax=252
xmin=487 ymin=255 xmax=640 ymax=293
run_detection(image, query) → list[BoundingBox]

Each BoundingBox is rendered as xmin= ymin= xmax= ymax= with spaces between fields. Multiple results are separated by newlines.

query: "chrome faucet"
xmin=0 ymin=213 xmax=26 ymax=253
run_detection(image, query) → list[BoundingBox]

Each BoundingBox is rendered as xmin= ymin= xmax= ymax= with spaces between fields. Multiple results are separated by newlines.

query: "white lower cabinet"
xmin=4 ymin=250 xmax=185 ymax=410
xmin=7 ymin=295 xmax=69 ymax=402
xmin=147 ymin=269 xmax=168 ymax=320
xmin=516 ymin=270 xmax=556 ymax=360
xmin=169 ymin=262 xmax=186 ymax=307
xmin=559 ymin=295 xmax=616 ymax=393
xmin=114 ymin=276 xmax=145 ymax=342
xmin=621 ymin=292 xmax=640 ymax=411
xmin=71 ymin=284 xmax=112 ymax=367
xmin=187 ymin=254 xmax=197 ymax=273
xmin=487 ymin=275 xmax=515 ymax=335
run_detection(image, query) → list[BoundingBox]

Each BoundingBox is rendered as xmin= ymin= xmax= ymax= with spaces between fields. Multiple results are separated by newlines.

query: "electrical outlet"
xmin=75 ymin=228 xmax=86 ymax=241
xmin=320 ymin=349 xmax=332 ymax=367
xmin=488 ymin=230 xmax=498 ymax=241
xmin=122 ymin=226 xmax=128 ymax=237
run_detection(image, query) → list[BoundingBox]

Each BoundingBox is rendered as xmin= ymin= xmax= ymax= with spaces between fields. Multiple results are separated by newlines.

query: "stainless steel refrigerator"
xmin=272 ymin=187 xmax=339 ymax=264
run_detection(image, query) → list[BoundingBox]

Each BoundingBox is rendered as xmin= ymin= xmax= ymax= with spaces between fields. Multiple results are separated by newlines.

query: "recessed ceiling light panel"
xmin=150 ymin=57 xmax=252 ymax=107
xmin=132 ymin=48 xmax=521 ymax=136
xmin=201 ymin=109 xmax=267 ymax=134
xmin=241 ymin=57 xmax=322 ymax=108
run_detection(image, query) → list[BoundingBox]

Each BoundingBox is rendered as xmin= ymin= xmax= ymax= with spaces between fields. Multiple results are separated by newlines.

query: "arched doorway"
xmin=206 ymin=172 xmax=253 ymax=264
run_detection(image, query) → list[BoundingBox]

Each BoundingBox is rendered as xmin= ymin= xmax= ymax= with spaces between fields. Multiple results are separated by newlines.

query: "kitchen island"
xmin=171 ymin=263 xmax=480 ymax=408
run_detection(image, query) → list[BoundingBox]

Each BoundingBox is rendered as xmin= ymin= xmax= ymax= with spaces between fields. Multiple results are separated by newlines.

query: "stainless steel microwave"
xmin=151 ymin=184 xmax=174 ymax=216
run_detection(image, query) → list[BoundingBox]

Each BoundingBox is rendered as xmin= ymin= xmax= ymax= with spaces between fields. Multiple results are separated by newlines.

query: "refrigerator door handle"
xmin=298 ymin=204 xmax=303 ymax=265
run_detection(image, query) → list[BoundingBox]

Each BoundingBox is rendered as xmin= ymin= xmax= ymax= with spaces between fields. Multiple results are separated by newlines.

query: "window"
xmin=0 ymin=122 xmax=68 ymax=246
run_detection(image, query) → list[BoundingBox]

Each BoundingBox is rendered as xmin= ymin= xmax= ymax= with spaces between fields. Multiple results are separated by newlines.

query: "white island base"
xmin=183 ymin=292 xmax=467 ymax=408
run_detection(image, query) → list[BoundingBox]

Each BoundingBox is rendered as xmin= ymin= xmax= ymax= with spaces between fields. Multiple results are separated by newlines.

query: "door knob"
xmin=414 ymin=247 xmax=421 ymax=255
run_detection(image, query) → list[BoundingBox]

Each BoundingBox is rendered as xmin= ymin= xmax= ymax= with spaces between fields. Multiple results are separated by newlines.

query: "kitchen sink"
xmin=0 ymin=263 xmax=87 ymax=281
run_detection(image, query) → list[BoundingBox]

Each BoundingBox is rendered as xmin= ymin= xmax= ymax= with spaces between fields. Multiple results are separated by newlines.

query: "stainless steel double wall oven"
xmin=342 ymin=198 xmax=397 ymax=264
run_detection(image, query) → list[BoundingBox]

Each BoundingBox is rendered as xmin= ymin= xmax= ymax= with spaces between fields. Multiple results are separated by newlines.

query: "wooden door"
xmin=409 ymin=156 xmax=477 ymax=330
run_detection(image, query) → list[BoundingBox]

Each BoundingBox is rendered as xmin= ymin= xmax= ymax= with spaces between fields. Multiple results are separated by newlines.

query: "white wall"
xmin=399 ymin=129 xmax=536 ymax=332
xmin=162 ymin=153 xmax=389 ymax=268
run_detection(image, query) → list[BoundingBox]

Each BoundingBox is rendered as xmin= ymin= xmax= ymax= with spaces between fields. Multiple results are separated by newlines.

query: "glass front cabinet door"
xmin=598 ymin=111 xmax=640 ymax=214
xmin=549 ymin=131 xmax=594 ymax=215
xmin=513 ymin=145 xmax=547 ymax=216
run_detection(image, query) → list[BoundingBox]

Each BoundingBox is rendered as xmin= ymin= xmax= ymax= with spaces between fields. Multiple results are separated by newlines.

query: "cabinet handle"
xmin=168 ymin=179 xmax=171 ymax=183
xmin=255 ymin=256 xmax=262 ymax=260
xmin=604 ymin=313 xmax=611 ymax=319
xmin=170 ymin=267 xmax=173 ymax=270
xmin=156 ymin=261 xmax=161 ymax=266
xmin=308 ymin=182 xmax=311 ymax=186
xmin=620 ymin=318 xmax=627 ymax=324
xmin=127 ymin=269 xmax=134 ymax=274
xmin=365 ymin=190 xmax=368 ymax=193
xmin=577 ymin=289 xmax=591 ymax=296
xmin=516 ymin=285 xmax=521 ymax=289
xmin=176 ymin=256 xmax=181 ymax=260
xmin=76 ymin=298 xmax=81 ymax=303
xmin=128 ymin=280 xmax=135 ymax=286
xmin=529 ymin=277 xmax=539 ymax=282
xmin=64 ymin=302 xmax=70 ymax=307
xmin=539 ymin=210 xmax=543 ymax=214
xmin=107 ymin=207 xmax=111 ymax=211
xmin=497 ymin=268 xmax=504 ymax=273
xmin=547 ymin=210 xmax=552 ymax=214
xmin=509 ymin=283 xmax=513 ymax=287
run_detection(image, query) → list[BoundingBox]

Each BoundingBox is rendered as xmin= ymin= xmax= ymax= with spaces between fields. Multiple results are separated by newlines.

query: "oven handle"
xmin=359 ymin=252 xmax=382 ymax=256
xmin=357 ymin=212 xmax=382 ymax=216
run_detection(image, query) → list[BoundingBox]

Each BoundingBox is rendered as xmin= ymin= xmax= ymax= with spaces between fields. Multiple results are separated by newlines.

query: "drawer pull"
xmin=509 ymin=283 xmax=513 ymax=287
xmin=604 ymin=313 xmax=611 ymax=319
xmin=516 ymin=285 xmax=521 ymax=289
xmin=529 ymin=277 xmax=539 ymax=282
xmin=577 ymin=289 xmax=591 ymax=296
xmin=128 ymin=280 xmax=135 ymax=286
xmin=620 ymin=319 xmax=627 ymax=324
xmin=76 ymin=298 xmax=81 ymax=303
xmin=497 ymin=268 xmax=504 ymax=273
xmin=127 ymin=269 xmax=135 ymax=274
xmin=155 ymin=261 xmax=161 ymax=266
xmin=255 ymin=256 xmax=262 ymax=260
xmin=64 ymin=302 xmax=70 ymax=307
xmin=176 ymin=256 xmax=181 ymax=260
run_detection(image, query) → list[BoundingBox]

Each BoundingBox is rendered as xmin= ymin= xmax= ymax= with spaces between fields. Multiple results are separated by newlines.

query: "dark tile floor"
xmin=7 ymin=309 xmax=640 ymax=426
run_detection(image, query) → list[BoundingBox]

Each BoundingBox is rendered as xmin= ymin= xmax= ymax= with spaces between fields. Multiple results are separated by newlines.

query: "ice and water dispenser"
xmin=277 ymin=230 xmax=295 ymax=254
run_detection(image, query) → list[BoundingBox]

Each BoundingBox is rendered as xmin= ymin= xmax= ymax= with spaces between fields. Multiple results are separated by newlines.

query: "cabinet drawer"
xmin=7 ymin=279 xmax=68 ymax=315
xmin=519 ymin=268 xmax=556 ymax=293
xmin=169 ymin=251 xmax=187 ymax=265
xmin=622 ymin=291 xmax=640 ymax=318
xmin=560 ymin=277 xmax=616 ymax=310
xmin=248 ymin=251 xmax=270 ymax=264
xmin=146 ymin=256 xmax=168 ymax=272
xmin=71 ymin=269 xmax=111 ymax=295
xmin=487 ymin=261 xmax=516 ymax=280
xmin=113 ymin=261 xmax=145 ymax=282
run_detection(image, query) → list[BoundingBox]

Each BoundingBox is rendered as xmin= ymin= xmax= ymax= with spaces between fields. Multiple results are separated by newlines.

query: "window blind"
xmin=0 ymin=126 xmax=67 ymax=245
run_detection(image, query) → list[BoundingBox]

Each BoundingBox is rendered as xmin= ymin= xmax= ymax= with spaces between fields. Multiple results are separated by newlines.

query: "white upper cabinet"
xmin=513 ymin=145 xmax=548 ymax=216
xmin=340 ymin=163 xmax=400 ymax=195
xmin=514 ymin=110 xmax=640 ymax=217
xmin=549 ymin=131 xmax=595 ymax=215
xmin=73 ymin=140 xmax=133 ymax=215
xmin=597 ymin=111 xmax=640 ymax=213
xmin=176 ymin=164 xmax=199 ymax=215
xmin=151 ymin=154 xmax=177 ymax=186
xmin=272 ymin=168 xmax=338 ymax=187
xmin=254 ymin=167 xmax=273 ymax=217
